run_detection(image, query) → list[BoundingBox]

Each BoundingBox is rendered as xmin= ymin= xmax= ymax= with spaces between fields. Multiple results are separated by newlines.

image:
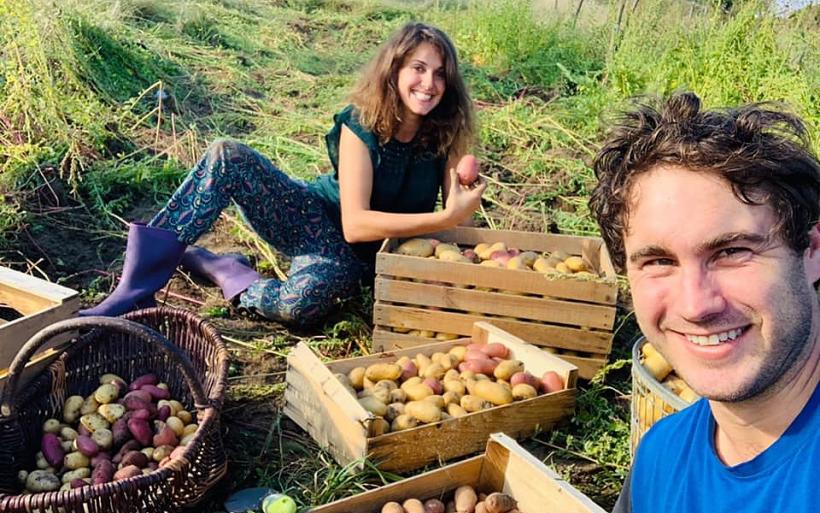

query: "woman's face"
xmin=396 ymin=42 xmax=446 ymax=125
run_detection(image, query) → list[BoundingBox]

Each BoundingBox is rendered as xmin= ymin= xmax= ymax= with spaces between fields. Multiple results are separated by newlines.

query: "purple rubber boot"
xmin=80 ymin=223 xmax=185 ymax=317
xmin=180 ymin=246 xmax=261 ymax=301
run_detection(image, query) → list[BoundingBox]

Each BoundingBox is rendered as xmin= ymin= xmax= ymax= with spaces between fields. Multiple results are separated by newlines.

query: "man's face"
xmin=623 ymin=165 xmax=820 ymax=401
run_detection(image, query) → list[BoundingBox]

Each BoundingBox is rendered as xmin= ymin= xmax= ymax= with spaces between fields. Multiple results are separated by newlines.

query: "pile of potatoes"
xmin=641 ymin=343 xmax=698 ymax=403
xmin=20 ymin=372 xmax=198 ymax=493
xmin=380 ymin=485 xmax=518 ymax=513
xmin=337 ymin=341 xmax=566 ymax=436
xmin=395 ymin=238 xmax=599 ymax=278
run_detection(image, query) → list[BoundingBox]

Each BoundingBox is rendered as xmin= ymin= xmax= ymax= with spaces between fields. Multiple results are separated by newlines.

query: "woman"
xmin=80 ymin=22 xmax=486 ymax=326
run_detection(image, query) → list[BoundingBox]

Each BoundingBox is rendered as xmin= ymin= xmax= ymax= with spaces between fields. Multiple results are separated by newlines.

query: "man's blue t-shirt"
xmin=623 ymin=383 xmax=819 ymax=513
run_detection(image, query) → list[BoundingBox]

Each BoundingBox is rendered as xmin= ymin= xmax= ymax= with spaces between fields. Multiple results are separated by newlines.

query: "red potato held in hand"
xmin=456 ymin=154 xmax=479 ymax=186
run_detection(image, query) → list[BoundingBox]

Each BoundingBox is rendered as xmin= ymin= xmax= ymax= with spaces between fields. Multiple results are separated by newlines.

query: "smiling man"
xmin=590 ymin=92 xmax=820 ymax=513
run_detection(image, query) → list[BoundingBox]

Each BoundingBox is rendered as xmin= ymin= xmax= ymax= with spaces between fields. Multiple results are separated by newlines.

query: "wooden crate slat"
xmin=307 ymin=433 xmax=607 ymax=513
xmin=374 ymin=304 xmax=613 ymax=354
xmin=375 ymin=278 xmax=615 ymax=330
xmin=375 ymin=257 xmax=617 ymax=304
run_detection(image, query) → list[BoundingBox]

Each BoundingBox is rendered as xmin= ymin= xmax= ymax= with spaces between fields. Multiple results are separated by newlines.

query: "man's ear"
xmin=804 ymin=223 xmax=820 ymax=285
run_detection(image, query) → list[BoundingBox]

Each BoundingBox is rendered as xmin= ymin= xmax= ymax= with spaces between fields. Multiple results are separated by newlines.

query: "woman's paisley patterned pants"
xmin=149 ymin=139 xmax=364 ymax=326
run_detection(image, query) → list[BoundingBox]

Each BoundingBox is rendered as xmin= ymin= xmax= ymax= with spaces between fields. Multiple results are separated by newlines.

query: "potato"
xmin=403 ymin=498 xmax=425 ymax=513
xmin=152 ymin=445 xmax=174 ymax=462
xmin=643 ymin=352 xmax=673 ymax=381
xmin=401 ymin=377 xmax=423 ymax=391
xmin=176 ymin=410 xmax=193 ymax=425
xmin=64 ymin=451 xmax=90 ymax=470
xmin=112 ymin=418 xmax=131 ymax=448
xmin=140 ymin=384 xmax=171 ymax=401
xmin=61 ymin=467 xmax=90 ymax=484
xmin=448 ymin=345 xmax=468 ymax=362
xmin=127 ymin=418 xmax=152 ymax=446
xmin=454 ymin=485 xmax=478 ymax=513
xmin=474 ymin=381 xmax=514 ymax=406
xmin=120 ymin=450 xmax=149 ymax=468
xmin=414 ymin=353 xmax=432 ymax=375
xmin=484 ymin=492 xmax=517 ymax=513
xmin=425 ymin=498 xmax=446 ymax=513
xmin=460 ymin=395 xmax=492 ymax=413
xmin=42 ymin=418 xmax=61 ymax=434
xmin=80 ymin=395 xmax=100 ymax=416
xmin=35 ymin=451 xmax=49 ymax=470
xmin=446 ymin=403 xmax=468 ymax=418
xmin=512 ymin=384 xmax=538 ymax=401
xmin=381 ymin=502 xmax=405 ymax=513
xmin=365 ymin=363 xmax=402 ymax=383
xmin=165 ymin=416 xmax=185 ymax=437
xmin=128 ymin=374 xmax=158 ymax=391
xmin=563 ymin=256 xmax=587 ymax=272
xmin=422 ymin=378 xmax=443 ymax=395
xmin=385 ymin=402 xmax=405 ymax=421
xmin=510 ymin=371 xmax=541 ymax=391
xmin=141 ymin=447 xmax=155 ymax=460
xmin=41 ymin=433 xmax=65 ymax=467
xmin=92 ymin=459 xmax=115 ymax=485
xmin=442 ymin=391 xmax=462 ymax=407
xmin=113 ymin=465 xmax=142 ymax=481
xmin=59 ymin=426 xmax=79 ymax=441
xmin=404 ymin=383 xmax=434 ymax=401
xmin=458 ymin=359 xmax=498 ymax=376
xmin=25 ymin=470 xmax=61 ymax=492
xmin=398 ymin=359 xmax=418 ymax=382
xmin=80 ymin=413 xmax=110 ymax=433
xmin=421 ymin=363 xmax=446 ymax=380
xmin=113 ymin=440 xmax=141 ymax=464
xmin=493 ymin=360 xmax=523 ymax=381
xmin=397 ymin=238 xmax=434 ymax=257
xmin=443 ymin=369 xmax=461 ymax=382
xmin=405 ymin=400 xmax=442 ymax=424
xmin=541 ymin=371 xmax=565 ymax=393
xmin=179 ymin=433 xmax=196 ymax=446
xmin=73 ymin=435 xmax=99 ymax=457
xmin=423 ymin=395 xmax=446 ymax=409
xmin=368 ymin=417 xmax=390 ymax=437
xmin=98 ymin=403 xmax=126 ymax=424
xmin=358 ymin=396 xmax=388 ymax=416
xmin=94 ymin=384 xmax=119 ymax=405
xmin=62 ymin=396 xmax=84 ymax=423
xmin=390 ymin=414 xmax=418 ymax=432
xmin=183 ymin=424 xmax=198 ymax=437
xmin=388 ymin=388 xmax=407 ymax=403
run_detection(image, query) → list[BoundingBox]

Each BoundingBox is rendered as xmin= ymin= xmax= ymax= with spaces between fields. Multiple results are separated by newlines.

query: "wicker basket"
xmin=630 ymin=337 xmax=690 ymax=456
xmin=0 ymin=308 xmax=229 ymax=513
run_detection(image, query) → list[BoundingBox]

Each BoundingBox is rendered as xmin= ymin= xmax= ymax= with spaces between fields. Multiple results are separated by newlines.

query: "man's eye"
xmin=644 ymin=258 xmax=674 ymax=267
xmin=716 ymin=247 xmax=752 ymax=259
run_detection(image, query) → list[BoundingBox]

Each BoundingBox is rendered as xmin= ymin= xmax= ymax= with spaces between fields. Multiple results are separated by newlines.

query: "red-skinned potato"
xmin=424 ymin=498 xmax=446 ymax=513
xmin=541 ymin=371 xmax=565 ymax=393
xmin=124 ymin=390 xmax=153 ymax=405
xmin=479 ymin=343 xmax=509 ymax=359
xmin=464 ymin=349 xmax=488 ymax=362
xmin=113 ymin=465 xmax=141 ymax=481
xmin=510 ymin=371 xmax=541 ymax=391
xmin=422 ymin=378 xmax=443 ymax=395
xmin=140 ymin=384 xmax=170 ymax=401
xmin=153 ymin=426 xmax=178 ymax=448
xmin=113 ymin=440 xmax=141 ymax=464
xmin=120 ymin=450 xmax=149 ymax=469
xmin=92 ymin=459 xmax=114 ymax=485
xmin=128 ymin=374 xmax=158 ymax=391
xmin=456 ymin=154 xmax=478 ymax=186
xmin=41 ymin=433 xmax=65 ymax=468
xmin=127 ymin=418 xmax=152 ymax=446
xmin=458 ymin=359 xmax=498 ymax=375
xmin=74 ymin=435 xmax=99 ymax=457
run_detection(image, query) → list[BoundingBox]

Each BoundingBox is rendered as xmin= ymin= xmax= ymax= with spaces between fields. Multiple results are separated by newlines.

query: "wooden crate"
xmin=284 ymin=322 xmax=577 ymax=473
xmin=374 ymin=226 xmax=618 ymax=379
xmin=309 ymin=432 xmax=606 ymax=513
xmin=0 ymin=266 xmax=79 ymax=392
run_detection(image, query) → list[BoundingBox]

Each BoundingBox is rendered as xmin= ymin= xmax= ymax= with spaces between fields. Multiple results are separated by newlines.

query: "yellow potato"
xmin=443 ymin=369 xmax=461 ymax=382
xmin=448 ymin=345 xmax=468 ymax=362
xmin=554 ymin=262 xmax=570 ymax=274
xmin=474 ymin=381 xmax=514 ymax=406
xmin=532 ymin=256 xmax=554 ymax=273
xmin=388 ymin=388 xmax=407 ymax=403
xmin=401 ymin=376 xmax=423 ymax=391
xmin=460 ymin=394 xmax=492 ymax=413
xmin=443 ymin=380 xmax=466 ymax=395
xmin=396 ymin=238 xmax=434 ymax=257
xmin=434 ymin=243 xmax=460 ymax=257
xmin=643 ymin=352 xmax=673 ymax=381
xmin=391 ymin=414 xmax=418 ymax=432
xmin=442 ymin=391 xmax=463 ymax=406
xmin=404 ymin=383 xmax=434 ymax=401
xmin=518 ymin=251 xmax=539 ymax=268
xmin=564 ymin=256 xmax=587 ymax=272
xmin=479 ymin=259 xmax=503 ymax=268
xmin=512 ymin=383 xmax=538 ymax=400
xmin=405 ymin=400 xmax=442 ymax=424
xmin=415 ymin=353 xmax=432 ymax=375
xmin=438 ymin=250 xmax=471 ymax=263
xmin=423 ymin=395 xmax=446 ymax=409
xmin=348 ymin=367 xmax=366 ymax=390
xmin=478 ymin=241 xmax=507 ymax=260
xmin=493 ymin=360 xmax=524 ymax=381
xmin=436 ymin=332 xmax=459 ymax=341
xmin=421 ymin=362 xmax=446 ymax=380
xmin=506 ymin=256 xmax=528 ymax=270
xmin=364 ymin=363 xmax=402 ymax=382
xmin=385 ymin=402 xmax=405 ymax=421
xmin=447 ymin=403 xmax=469 ymax=418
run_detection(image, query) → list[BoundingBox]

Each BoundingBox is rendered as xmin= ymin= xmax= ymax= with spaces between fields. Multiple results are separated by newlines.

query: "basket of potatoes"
xmin=0 ymin=308 xmax=229 ymax=513
xmin=630 ymin=337 xmax=698 ymax=455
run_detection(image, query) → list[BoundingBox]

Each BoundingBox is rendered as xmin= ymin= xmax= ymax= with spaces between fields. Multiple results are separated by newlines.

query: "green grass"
xmin=1 ymin=0 xmax=818 ymax=510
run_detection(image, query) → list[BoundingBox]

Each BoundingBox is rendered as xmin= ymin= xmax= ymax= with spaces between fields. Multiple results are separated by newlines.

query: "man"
xmin=589 ymin=92 xmax=820 ymax=513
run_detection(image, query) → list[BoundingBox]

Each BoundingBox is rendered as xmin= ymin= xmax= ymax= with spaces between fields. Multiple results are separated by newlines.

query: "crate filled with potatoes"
xmin=630 ymin=338 xmax=699 ymax=454
xmin=308 ymin=432 xmax=606 ymax=513
xmin=284 ymin=322 xmax=577 ymax=473
xmin=374 ymin=226 xmax=618 ymax=379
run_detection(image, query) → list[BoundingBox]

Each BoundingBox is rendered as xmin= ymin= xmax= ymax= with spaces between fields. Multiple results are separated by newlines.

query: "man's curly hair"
xmin=589 ymin=92 xmax=820 ymax=272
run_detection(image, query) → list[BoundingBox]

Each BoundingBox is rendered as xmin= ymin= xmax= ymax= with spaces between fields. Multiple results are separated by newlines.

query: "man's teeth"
xmin=686 ymin=328 xmax=743 ymax=346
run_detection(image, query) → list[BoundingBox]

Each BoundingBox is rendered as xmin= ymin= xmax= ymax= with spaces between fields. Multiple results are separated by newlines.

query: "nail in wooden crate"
xmin=0 ymin=266 xmax=79 ymax=393
xmin=374 ymin=226 xmax=618 ymax=379
xmin=308 ymin=432 xmax=606 ymax=513
xmin=284 ymin=322 xmax=578 ymax=473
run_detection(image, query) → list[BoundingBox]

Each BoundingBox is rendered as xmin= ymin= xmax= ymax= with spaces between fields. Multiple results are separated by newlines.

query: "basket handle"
xmin=0 ymin=316 xmax=211 ymax=417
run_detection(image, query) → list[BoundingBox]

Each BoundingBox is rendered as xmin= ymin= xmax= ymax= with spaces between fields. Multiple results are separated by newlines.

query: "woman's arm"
xmin=338 ymin=125 xmax=485 ymax=243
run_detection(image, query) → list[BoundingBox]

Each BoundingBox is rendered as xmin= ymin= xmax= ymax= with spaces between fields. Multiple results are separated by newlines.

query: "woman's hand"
xmin=444 ymin=155 xmax=487 ymax=226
